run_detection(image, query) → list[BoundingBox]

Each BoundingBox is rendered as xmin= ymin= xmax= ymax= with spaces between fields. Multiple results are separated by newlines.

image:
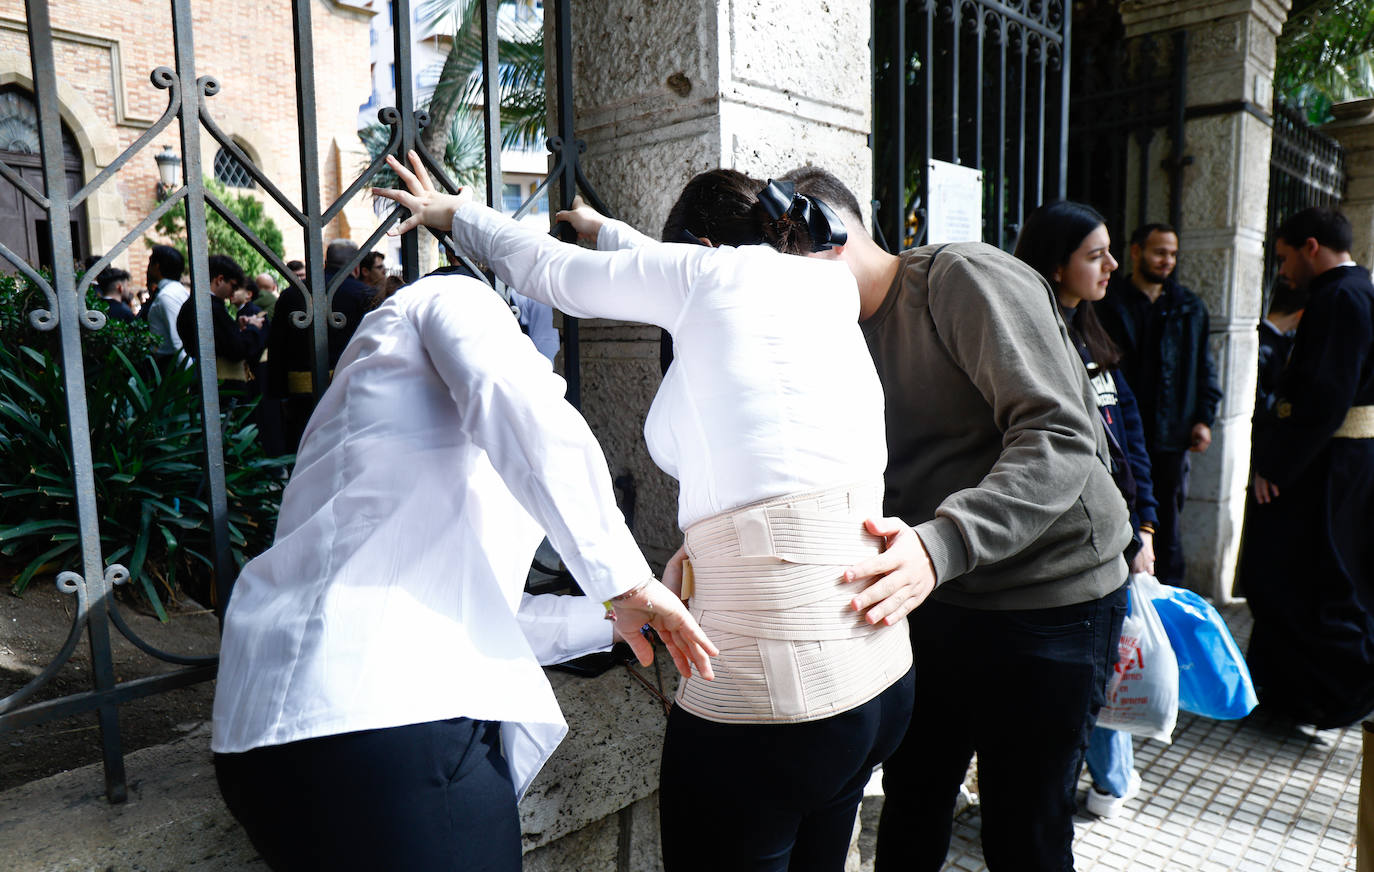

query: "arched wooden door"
xmin=0 ymin=84 xmax=88 ymax=271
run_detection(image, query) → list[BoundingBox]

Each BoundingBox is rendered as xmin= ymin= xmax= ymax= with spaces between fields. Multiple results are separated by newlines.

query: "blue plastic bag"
xmin=1136 ymin=574 xmax=1258 ymax=720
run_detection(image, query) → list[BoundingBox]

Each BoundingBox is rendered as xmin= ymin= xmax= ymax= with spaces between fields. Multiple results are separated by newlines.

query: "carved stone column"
xmin=1120 ymin=0 xmax=1290 ymax=601
xmin=1325 ymin=99 xmax=1374 ymax=267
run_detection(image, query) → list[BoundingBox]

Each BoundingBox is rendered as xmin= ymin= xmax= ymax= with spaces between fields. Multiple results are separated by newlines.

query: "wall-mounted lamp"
xmin=154 ymin=145 xmax=181 ymax=200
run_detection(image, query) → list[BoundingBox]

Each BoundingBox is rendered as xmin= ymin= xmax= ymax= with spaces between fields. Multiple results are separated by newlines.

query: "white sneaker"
xmin=1086 ymin=770 xmax=1142 ymax=819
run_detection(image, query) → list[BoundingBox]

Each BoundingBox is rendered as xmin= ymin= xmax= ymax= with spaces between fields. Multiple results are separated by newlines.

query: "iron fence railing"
xmin=0 ymin=0 xmax=605 ymax=803
xmin=872 ymin=0 xmax=1071 ymax=253
xmin=1067 ymin=31 xmax=1188 ymax=261
xmin=1264 ymin=102 xmax=1346 ymax=307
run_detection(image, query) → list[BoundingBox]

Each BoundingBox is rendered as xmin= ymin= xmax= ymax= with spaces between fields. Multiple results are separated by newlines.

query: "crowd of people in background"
xmin=80 ymin=233 xmax=562 ymax=465
xmin=81 ymin=240 xmax=406 ymax=458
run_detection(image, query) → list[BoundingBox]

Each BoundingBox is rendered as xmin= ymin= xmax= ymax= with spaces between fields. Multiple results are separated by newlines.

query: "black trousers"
xmin=660 ymin=667 xmax=915 ymax=872
xmin=215 ymin=718 xmax=521 ymax=872
xmin=282 ymin=394 xmax=315 ymax=456
xmin=875 ymin=588 xmax=1127 ymax=872
xmin=1242 ymin=439 xmax=1374 ymax=727
xmin=1150 ymin=450 xmax=1190 ymax=586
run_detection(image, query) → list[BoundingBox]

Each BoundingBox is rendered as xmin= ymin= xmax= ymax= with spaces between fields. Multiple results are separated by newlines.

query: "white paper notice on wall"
xmin=926 ymin=159 xmax=984 ymax=245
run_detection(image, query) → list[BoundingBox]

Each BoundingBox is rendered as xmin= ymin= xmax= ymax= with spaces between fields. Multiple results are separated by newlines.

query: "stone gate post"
xmin=1120 ymin=0 xmax=1290 ymax=601
xmin=1325 ymin=100 xmax=1374 ymax=267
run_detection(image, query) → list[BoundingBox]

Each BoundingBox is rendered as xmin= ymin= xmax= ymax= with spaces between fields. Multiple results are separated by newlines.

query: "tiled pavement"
xmin=857 ymin=605 xmax=1364 ymax=871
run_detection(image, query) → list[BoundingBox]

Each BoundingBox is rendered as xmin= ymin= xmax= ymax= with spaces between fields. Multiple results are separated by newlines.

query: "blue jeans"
xmin=1085 ymin=727 xmax=1135 ymax=796
xmin=875 ymin=586 xmax=1128 ymax=872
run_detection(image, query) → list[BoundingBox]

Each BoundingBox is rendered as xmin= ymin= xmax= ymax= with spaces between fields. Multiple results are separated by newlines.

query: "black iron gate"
xmin=1263 ymin=103 xmax=1346 ymax=306
xmin=872 ymin=0 xmax=1072 ymax=253
xmin=0 ymin=0 xmax=603 ymax=803
xmin=1067 ymin=28 xmax=1188 ymax=256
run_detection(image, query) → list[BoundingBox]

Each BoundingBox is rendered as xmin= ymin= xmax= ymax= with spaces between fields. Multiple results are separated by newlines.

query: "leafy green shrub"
xmin=0 ymin=271 xmax=291 ymax=617
xmin=1276 ymin=0 xmax=1374 ymax=124
xmin=149 ymin=175 xmax=287 ymax=286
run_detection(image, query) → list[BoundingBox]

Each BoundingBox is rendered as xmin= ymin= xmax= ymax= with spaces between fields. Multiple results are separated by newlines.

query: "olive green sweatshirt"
xmin=863 ymin=243 xmax=1131 ymax=610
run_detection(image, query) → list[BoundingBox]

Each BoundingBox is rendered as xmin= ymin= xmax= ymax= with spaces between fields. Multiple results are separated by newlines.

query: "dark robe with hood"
xmin=1240 ymin=263 xmax=1374 ymax=728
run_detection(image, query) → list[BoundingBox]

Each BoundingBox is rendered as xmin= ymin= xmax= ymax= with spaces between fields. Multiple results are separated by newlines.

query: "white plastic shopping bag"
xmin=1096 ymin=573 xmax=1179 ymax=743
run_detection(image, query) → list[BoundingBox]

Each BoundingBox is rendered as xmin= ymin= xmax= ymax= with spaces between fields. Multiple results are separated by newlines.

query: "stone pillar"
xmin=1119 ymin=0 xmax=1288 ymax=602
xmin=559 ymin=1 xmax=873 ymax=567
xmin=1324 ymin=99 xmax=1374 ymax=267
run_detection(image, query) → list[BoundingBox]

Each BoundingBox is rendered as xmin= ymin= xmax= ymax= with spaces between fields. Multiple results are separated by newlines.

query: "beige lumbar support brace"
xmin=676 ymin=481 xmax=913 ymax=724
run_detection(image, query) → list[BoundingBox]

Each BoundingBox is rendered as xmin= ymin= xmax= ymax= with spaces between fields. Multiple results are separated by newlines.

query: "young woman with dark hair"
xmin=1015 ymin=200 xmax=1160 ymax=819
xmin=377 ymin=153 xmax=921 ymax=871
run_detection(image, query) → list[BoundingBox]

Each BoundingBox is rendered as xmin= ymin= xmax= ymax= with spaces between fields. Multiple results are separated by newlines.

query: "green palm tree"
xmin=415 ymin=0 xmax=547 ymax=166
xmin=361 ymin=0 xmax=546 ymax=206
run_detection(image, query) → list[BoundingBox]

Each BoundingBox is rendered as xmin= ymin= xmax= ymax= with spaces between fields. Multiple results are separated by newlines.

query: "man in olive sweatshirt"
xmin=784 ymin=168 xmax=1131 ymax=872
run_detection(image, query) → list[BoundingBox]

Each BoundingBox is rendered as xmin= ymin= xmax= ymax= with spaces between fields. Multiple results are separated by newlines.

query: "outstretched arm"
xmin=375 ymin=151 xmax=702 ymax=329
xmin=555 ymin=196 xmax=657 ymax=252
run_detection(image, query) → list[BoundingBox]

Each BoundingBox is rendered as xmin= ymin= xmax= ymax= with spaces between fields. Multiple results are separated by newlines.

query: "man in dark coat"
xmin=267 ymin=240 xmax=375 ymax=453
xmin=96 ymin=267 xmax=137 ymax=323
xmin=1240 ymin=206 xmax=1374 ymax=728
xmin=1096 ymin=223 xmax=1223 ymax=587
xmin=176 ymin=254 xmax=267 ymax=407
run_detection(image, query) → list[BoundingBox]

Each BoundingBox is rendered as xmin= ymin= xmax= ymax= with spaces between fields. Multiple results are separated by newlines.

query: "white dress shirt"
xmin=450 ymin=203 xmax=887 ymax=529
xmin=146 ymin=277 xmax=189 ymax=357
xmin=211 ymin=275 xmax=651 ymax=798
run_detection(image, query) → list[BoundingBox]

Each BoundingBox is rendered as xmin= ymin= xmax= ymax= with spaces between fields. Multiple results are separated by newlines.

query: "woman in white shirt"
xmin=378 ymin=153 xmax=920 ymax=872
xmin=210 ymin=259 xmax=716 ymax=871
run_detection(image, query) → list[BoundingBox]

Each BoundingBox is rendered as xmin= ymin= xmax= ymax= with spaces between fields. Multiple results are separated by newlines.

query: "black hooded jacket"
xmin=1095 ymin=275 xmax=1223 ymax=454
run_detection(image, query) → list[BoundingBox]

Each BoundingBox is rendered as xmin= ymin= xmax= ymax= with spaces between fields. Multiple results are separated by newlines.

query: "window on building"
xmin=0 ymin=87 xmax=40 ymax=154
xmin=213 ymin=145 xmax=256 ymax=190
xmin=502 ymin=182 xmax=523 ymax=214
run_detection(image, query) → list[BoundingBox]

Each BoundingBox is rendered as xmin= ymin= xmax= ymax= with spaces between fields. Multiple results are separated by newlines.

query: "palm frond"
xmin=425 ymin=3 xmax=546 ymax=148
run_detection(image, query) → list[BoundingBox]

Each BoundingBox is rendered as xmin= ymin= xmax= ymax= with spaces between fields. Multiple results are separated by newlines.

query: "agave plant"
xmin=0 ymin=274 xmax=291 ymax=617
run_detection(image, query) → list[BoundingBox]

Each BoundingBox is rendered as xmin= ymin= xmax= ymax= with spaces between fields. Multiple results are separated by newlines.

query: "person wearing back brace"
xmin=782 ymin=167 xmax=1131 ymax=872
xmin=1242 ymin=206 xmax=1374 ymax=728
xmin=377 ymin=153 xmax=922 ymax=872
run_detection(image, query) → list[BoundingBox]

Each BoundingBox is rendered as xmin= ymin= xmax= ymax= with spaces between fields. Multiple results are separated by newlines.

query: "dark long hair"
xmin=1014 ymin=201 xmax=1121 ymax=369
xmin=660 ymin=169 xmax=814 ymax=255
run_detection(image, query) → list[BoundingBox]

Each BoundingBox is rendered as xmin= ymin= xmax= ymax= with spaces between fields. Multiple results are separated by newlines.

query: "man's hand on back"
xmin=842 ymin=517 xmax=937 ymax=626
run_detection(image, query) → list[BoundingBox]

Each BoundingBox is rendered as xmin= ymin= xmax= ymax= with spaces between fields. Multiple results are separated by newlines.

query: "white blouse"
xmin=211 ymin=275 xmax=652 ymax=798
xmin=450 ymin=203 xmax=887 ymax=529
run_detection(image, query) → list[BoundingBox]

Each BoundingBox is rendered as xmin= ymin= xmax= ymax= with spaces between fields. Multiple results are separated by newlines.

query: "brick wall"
xmin=0 ymin=0 xmax=375 ymax=282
